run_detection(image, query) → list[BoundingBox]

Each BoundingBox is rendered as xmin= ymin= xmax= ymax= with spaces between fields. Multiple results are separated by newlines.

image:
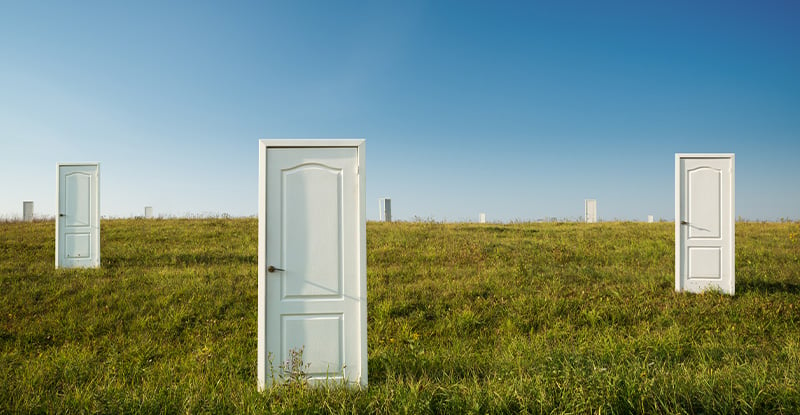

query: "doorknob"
xmin=680 ymin=220 xmax=688 ymax=225
xmin=267 ymin=265 xmax=285 ymax=273
xmin=59 ymin=213 xmax=65 ymax=217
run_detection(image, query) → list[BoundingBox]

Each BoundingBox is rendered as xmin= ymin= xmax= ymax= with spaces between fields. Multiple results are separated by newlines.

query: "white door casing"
xmin=675 ymin=154 xmax=735 ymax=295
xmin=56 ymin=163 xmax=100 ymax=268
xmin=258 ymin=139 xmax=367 ymax=389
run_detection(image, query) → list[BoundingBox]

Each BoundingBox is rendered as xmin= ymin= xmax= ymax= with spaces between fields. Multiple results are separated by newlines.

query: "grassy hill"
xmin=1 ymin=219 xmax=798 ymax=413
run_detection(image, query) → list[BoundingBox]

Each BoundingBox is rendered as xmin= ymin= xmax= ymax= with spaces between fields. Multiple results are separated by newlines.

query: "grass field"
xmin=1 ymin=218 xmax=799 ymax=414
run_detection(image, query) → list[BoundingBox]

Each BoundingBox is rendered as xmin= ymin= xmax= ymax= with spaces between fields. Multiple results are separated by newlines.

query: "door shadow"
xmin=737 ymin=279 xmax=800 ymax=295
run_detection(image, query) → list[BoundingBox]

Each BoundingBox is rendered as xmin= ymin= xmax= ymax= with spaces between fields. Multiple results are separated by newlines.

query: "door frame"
xmin=257 ymin=139 xmax=367 ymax=389
xmin=55 ymin=162 xmax=101 ymax=269
xmin=674 ymin=153 xmax=735 ymax=294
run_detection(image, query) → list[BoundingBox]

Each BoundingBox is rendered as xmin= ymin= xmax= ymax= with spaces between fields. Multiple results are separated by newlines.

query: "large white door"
xmin=675 ymin=154 xmax=734 ymax=295
xmin=257 ymin=139 xmax=366 ymax=389
xmin=56 ymin=163 xmax=100 ymax=268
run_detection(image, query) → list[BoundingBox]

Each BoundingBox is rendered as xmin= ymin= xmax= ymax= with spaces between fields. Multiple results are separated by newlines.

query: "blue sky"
xmin=1 ymin=1 xmax=798 ymax=221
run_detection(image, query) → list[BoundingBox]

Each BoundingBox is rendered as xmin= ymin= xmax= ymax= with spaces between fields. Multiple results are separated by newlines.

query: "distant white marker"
xmin=584 ymin=199 xmax=597 ymax=223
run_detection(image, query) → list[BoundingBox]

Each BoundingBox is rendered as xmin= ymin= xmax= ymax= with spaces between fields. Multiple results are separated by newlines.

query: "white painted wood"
xmin=647 ymin=215 xmax=654 ymax=223
xmin=584 ymin=199 xmax=597 ymax=223
xmin=144 ymin=206 xmax=153 ymax=218
xmin=56 ymin=163 xmax=100 ymax=268
xmin=479 ymin=213 xmax=486 ymax=223
xmin=379 ymin=198 xmax=391 ymax=222
xmin=258 ymin=139 xmax=367 ymax=390
xmin=675 ymin=153 xmax=735 ymax=295
xmin=23 ymin=201 xmax=33 ymax=222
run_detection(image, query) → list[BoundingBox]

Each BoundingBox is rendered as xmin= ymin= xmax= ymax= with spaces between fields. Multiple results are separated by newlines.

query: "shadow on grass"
xmin=738 ymin=279 xmax=800 ymax=295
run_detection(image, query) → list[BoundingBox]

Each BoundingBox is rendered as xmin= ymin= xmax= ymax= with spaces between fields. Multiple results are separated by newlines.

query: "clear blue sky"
xmin=2 ymin=1 xmax=798 ymax=221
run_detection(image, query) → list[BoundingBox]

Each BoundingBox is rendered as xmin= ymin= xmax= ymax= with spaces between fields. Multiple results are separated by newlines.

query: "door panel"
xmin=65 ymin=172 xmax=91 ymax=227
xmin=281 ymin=314 xmax=344 ymax=376
xmin=282 ymin=164 xmax=343 ymax=299
xmin=676 ymin=154 xmax=734 ymax=294
xmin=688 ymin=247 xmax=721 ymax=279
xmin=65 ymin=233 xmax=91 ymax=259
xmin=258 ymin=141 xmax=366 ymax=389
xmin=687 ymin=167 xmax=721 ymax=238
xmin=57 ymin=164 xmax=100 ymax=268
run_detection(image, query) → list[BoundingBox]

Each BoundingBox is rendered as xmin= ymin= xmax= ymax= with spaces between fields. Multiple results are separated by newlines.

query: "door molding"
xmin=257 ymin=139 xmax=367 ymax=389
xmin=675 ymin=153 xmax=735 ymax=294
xmin=56 ymin=162 xmax=100 ymax=269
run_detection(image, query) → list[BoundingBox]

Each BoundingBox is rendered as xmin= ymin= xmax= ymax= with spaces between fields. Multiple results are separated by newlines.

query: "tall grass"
xmin=1 ymin=219 xmax=798 ymax=413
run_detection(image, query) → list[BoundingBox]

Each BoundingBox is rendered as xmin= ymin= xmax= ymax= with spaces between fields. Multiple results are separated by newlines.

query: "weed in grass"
xmin=281 ymin=347 xmax=311 ymax=386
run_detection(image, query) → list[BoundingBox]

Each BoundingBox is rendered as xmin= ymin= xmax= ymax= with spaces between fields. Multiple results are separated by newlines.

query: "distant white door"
xmin=585 ymin=199 xmax=597 ymax=223
xmin=23 ymin=201 xmax=34 ymax=222
xmin=675 ymin=154 xmax=734 ymax=295
xmin=378 ymin=198 xmax=391 ymax=222
xmin=56 ymin=163 xmax=100 ymax=268
xmin=257 ymin=139 xmax=367 ymax=389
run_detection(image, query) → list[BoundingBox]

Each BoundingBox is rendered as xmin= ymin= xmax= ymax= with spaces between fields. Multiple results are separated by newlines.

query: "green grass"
xmin=1 ymin=219 xmax=799 ymax=414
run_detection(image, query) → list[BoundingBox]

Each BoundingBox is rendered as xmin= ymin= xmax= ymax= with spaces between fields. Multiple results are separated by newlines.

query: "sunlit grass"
xmin=1 ymin=219 xmax=799 ymax=413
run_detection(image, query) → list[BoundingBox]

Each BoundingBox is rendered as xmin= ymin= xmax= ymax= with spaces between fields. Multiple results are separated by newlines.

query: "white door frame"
xmin=257 ymin=139 xmax=367 ymax=389
xmin=55 ymin=162 xmax=101 ymax=268
xmin=675 ymin=153 xmax=735 ymax=295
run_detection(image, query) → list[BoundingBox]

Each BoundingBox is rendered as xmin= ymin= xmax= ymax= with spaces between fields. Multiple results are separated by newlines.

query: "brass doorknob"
xmin=267 ymin=265 xmax=285 ymax=273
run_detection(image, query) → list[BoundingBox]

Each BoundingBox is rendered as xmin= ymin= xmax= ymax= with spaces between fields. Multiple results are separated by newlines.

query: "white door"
xmin=257 ymin=139 xmax=366 ymax=389
xmin=56 ymin=163 xmax=100 ymax=268
xmin=675 ymin=154 xmax=735 ymax=295
xmin=585 ymin=199 xmax=597 ymax=223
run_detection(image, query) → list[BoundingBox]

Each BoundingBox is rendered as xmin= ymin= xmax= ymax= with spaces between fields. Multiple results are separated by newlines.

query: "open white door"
xmin=258 ymin=139 xmax=366 ymax=389
xmin=56 ymin=163 xmax=100 ymax=268
xmin=675 ymin=154 xmax=734 ymax=295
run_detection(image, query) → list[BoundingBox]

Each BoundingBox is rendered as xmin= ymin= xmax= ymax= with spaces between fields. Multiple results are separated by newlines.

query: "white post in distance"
xmin=584 ymin=199 xmax=597 ymax=223
xmin=23 ymin=201 xmax=34 ymax=222
xmin=144 ymin=206 xmax=153 ymax=218
xmin=647 ymin=215 xmax=654 ymax=223
xmin=479 ymin=213 xmax=486 ymax=223
xmin=379 ymin=198 xmax=391 ymax=222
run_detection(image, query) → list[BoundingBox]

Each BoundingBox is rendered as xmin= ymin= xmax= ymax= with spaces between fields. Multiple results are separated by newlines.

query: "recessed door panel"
xmin=56 ymin=164 xmax=100 ymax=269
xmin=65 ymin=233 xmax=91 ymax=259
xmin=258 ymin=140 xmax=366 ymax=389
xmin=282 ymin=164 xmax=343 ymax=299
xmin=688 ymin=247 xmax=721 ymax=279
xmin=687 ymin=167 xmax=721 ymax=238
xmin=65 ymin=173 xmax=91 ymax=227
xmin=676 ymin=154 xmax=734 ymax=295
xmin=281 ymin=314 xmax=344 ymax=379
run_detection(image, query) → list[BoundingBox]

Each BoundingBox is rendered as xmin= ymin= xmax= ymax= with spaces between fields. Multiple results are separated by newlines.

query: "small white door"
xmin=257 ymin=139 xmax=366 ymax=389
xmin=585 ymin=199 xmax=597 ymax=223
xmin=56 ymin=163 xmax=100 ymax=268
xmin=675 ymin=154 xmax=734 ymax=295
